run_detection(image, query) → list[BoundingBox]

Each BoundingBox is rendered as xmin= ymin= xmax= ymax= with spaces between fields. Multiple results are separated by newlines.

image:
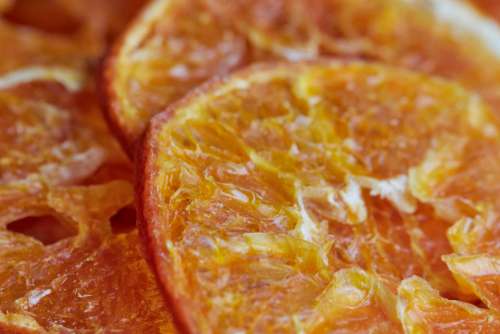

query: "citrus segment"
xmin=105 ymin=0 xmax=500 ymax=153
xmin=397 ymin=276 xmax=500 ymax=333
xmin=305 ymin=268 xmax=400 ymax=333
xmin=444 ymin=254 xmax=500 ymax=312
xmin=139 ymin=62 xmax=500 ymax=332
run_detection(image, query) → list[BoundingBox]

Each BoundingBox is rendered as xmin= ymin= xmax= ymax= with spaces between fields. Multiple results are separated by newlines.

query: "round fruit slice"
xmin=0 ymin=19 xmax=90 ymax=75
xmin=0 ymin=181 xmax=176 ymax=333
xmin=104 ymin=0 xmax=500 ymax=155
xmin=138 ymin=61 xmax=500 ymax=332
xmin=1 ymin=0 xmax=146 ymax=52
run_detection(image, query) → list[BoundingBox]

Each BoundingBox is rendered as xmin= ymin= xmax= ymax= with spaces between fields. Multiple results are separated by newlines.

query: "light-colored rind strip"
xmin=0 ymin=66 xmax=84 ymax=91
xmin=426 ymin=0 xmax=500 ymax=57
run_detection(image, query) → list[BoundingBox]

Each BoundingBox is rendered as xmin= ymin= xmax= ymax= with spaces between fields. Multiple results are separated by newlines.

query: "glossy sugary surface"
xmin=106 ymin=0 xmax=500 ymax=153
xmin=0 ymin=182 xmax=175 ymax=333
xmin=0 ymin=8 xmax=174 ymax=332
xmin=0 ymin=12 xmax=132 ymax=225
xmin=140 ymin=62 xmax=500 ymax=333
xmin=0 ymin=79 xmax=131 ymax=227
xmin=1 ymin=0 xmax=147 ymax=56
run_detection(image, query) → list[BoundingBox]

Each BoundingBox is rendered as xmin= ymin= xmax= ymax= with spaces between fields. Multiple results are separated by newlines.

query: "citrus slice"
xmin=138 ymin=61 xmax=500 ymax=332
xmin=104 ymin=0 xmax=500 ymax=155
xmin=1 ymin=0 xmax=146 ymax=53
xmin=0 ymin=181 xmax=176 ymax=333
xmin=0 ymin=19 xmax=93 ymax=75
xmin=0 ymin=77 xmax=126 ymax=224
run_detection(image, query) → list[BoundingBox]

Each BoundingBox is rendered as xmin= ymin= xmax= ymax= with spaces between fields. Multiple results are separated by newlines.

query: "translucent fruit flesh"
xmin=140 ymin=62 xmax=500 ymax=333
xmin=0 ymin=9 xmax=173 ymax=331
xmin=106 ymin=0 xmax=500 ymax=153
xmin=0 ymin=182 xmax=176 ymax=333
xmin=1 ymin=0 xmax=147 ymax=56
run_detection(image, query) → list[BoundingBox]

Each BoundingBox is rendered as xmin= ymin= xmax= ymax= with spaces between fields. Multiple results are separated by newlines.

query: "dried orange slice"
xmin=1 ymin=0 xmax=146 ymax=53
xmin=104 ymin=0 xmax=500 ymax=155
xmin=0 ymin=20 xmax=90 ymax=75
xmin=0 ymin=76 xmax=127 ymax=224
xmin=0 ymin=181 xmax=176 ymax=333
xmin=138 ymin=61 xmax=500 ymax=332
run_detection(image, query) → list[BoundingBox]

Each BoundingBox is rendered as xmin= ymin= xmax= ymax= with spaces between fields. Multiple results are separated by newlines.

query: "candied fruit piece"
xmin=0 ymin=182 xmax=175 ymax=333
xmin=104 ymin=0 xmax=500 ymax=153
xmin=139 ymin=62 xmax=500 ymax=332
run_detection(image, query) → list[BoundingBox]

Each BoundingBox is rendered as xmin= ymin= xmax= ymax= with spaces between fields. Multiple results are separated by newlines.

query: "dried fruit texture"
xmin=104 ymin=0 xmax=500 ymax=154
xmin=0 ymin=181 xmax=176 ymax=333
xmin=139 ymin=62 xmax=500 ymax=333
xmin=1 ymin=0 xmax=147 ymax=53
xmin=398 ymin=277 xmax=500 ymax=333
xmin=0 ymin=19 xmax=90 ymax=75
xmin=0 ymin=76 xmax=132 ymax=225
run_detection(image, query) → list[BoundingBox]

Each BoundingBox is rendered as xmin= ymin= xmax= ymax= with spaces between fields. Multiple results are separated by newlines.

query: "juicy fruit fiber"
xmin=139 ymin=62 xmax=500 ymax=333
xmin=105 ymin=0 xmax=500 ymax=154
xmin=398 ymin=277 xmax=500 ymax=333
xmin=0 ymin=77 xmax=130 ymax=226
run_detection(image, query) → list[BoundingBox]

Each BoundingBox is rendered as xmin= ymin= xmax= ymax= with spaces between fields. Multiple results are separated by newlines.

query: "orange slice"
xmin=0 ymin=19 xmax=91 ymax=75
xmin=1 ymin=0 xmax=146 ymax=52
xmin=0 ymin=181 xmax=176 ymax=333
xmin=0 ymin=74 xmax=133 ymax=224
xmin=138 ymin=61 xmax=500 ymax=332
xmin=104 ymin=0 xmax=500 ymax=155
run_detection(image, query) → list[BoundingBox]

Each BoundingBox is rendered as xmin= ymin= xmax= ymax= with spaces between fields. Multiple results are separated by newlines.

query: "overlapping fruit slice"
xmin=0 ymin=181 xmax=176 ymax=333
xmin=104 ymin=0 xmax=500 ymax=155
xmin=0 ymin=73 xmax=130 ymax=223
xmin=0 ymin=19 xmax=90 ymax=76
xmin=1 ymin=0 xmax=147 ymax=53
xmin=139 ymin=61 xmax=500 ymax=333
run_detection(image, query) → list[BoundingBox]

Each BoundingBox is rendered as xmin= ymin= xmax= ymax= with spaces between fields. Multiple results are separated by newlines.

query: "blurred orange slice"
xmin=104 ymin=0 xmax=500 ymax=155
